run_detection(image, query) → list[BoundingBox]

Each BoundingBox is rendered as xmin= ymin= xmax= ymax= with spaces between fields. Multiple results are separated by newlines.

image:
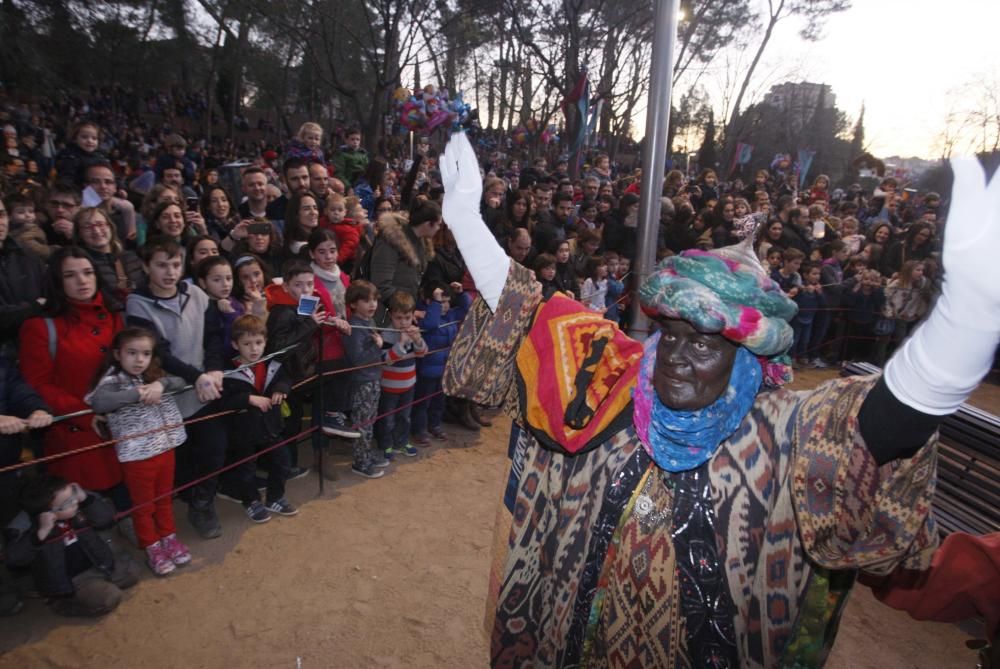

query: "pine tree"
xmin=697 ymin=110 xmax=718 ymax=172
xmin=850 ymin=104 xmax=866 ymax=158
xmin=843 ymin=104 xmax=866 ymax=185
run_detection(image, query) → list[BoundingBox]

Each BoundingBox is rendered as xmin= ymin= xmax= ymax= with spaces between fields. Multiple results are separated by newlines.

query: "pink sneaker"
xmin=145 ymin=540 xmax=176 ymax=576
xmin=160 ymin=533 xmax=192 ymax=566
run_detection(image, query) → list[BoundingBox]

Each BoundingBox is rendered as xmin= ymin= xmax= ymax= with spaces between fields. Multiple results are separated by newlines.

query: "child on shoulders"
xmin=284 ymin=122 xmax=326 ymax=165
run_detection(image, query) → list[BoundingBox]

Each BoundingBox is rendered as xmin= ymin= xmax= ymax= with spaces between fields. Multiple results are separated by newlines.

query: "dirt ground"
xmin=0 ymin=369 xmax=995 ymax=669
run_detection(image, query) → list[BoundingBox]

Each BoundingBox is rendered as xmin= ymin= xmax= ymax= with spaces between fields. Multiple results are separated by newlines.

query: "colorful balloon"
xmin=400 ymin=100 xmax=425 ymax=131
xmin=426 ymin=109 xmax=451 ymax=131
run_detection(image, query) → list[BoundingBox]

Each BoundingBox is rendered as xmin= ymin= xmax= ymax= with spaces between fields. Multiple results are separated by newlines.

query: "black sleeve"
xmin=125 ymin=313 xmax=202 ymax=383
xmin=0 ymin=301 xmax=43 ymax=342
xmin=202 ymin=303 xmax=225 ymax=372
xmin=220 ymin=377 xmax=253 ymax=411
xmin=858 ymin=376 xmax=943 ymax=466
xmin=270 ymin=364 xmax=293 ymax=395
xmin=79 ymin=493 xmax=117 ymax=531
xmin=4 ymin=362 xmax=50 ymax=416
xmin=401 ymin=155 xmax=424 ymax=209
xmin=266 ymin=309 xmax=318 ymax=352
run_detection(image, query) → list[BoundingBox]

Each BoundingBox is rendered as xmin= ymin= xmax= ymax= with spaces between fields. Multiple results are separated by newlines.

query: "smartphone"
xmin=296 ymin=295 xmax=320 ymax=317
xmin=247 ymin=222 xmax=272 ymax=235
xmin=81 ymin=186 xmax=103 ymax=208
xmin=186 ymin=197 xmax=200 ymax=212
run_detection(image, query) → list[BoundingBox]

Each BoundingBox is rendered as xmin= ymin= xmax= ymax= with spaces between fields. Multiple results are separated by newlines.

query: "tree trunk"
xmin=723 ymin=0 xmax=784 ymax=166
xmin=488 ymin=73 xmax=496 ymax=129
xmin=519 ymin=66 xmax=532 ymax=125
xmin=597 ymin=27 xmax=617 ymax=140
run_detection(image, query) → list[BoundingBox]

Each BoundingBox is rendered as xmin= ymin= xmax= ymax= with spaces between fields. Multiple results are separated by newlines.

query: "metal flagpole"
xmin=629 ymin=0 xmax=681 ymax=339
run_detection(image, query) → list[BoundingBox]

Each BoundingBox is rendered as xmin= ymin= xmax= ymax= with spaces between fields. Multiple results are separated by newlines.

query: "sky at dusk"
xmin=661 ymin=0 xmax=1000 ymax=160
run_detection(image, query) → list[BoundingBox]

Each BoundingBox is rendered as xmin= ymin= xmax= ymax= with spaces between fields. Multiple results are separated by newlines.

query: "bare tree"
xmin=722 ymin=0 xmax=850 ymax=160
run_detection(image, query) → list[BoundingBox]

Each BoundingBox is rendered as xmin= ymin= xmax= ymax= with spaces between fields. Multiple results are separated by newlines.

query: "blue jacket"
xmin=793 ymin=287 xmax=825 ymax=325
xmin=416 ymin=293 xmax=471 ymax=379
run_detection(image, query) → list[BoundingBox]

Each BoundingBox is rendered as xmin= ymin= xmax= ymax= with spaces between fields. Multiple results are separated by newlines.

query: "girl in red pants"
xmin=86 ymin=327 xmax=190 ymax=576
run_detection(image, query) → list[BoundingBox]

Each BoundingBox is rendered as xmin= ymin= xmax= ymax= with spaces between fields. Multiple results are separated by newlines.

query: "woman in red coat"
xmin=20 ymin=247 xmax=125 ymax=502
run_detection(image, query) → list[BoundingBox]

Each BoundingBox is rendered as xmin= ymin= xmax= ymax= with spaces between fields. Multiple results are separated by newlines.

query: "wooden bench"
xmin=841 ymin=362 xmax=1000 ymax=536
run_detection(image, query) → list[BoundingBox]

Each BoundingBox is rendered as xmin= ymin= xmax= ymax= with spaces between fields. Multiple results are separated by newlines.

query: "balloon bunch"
xmin=393 ymin=85 xmax=472 ymax=133
xmin=540 ymin=124 xmax=559 ymax=145
xmin=511 ymin=119 xmax=547 ymax=146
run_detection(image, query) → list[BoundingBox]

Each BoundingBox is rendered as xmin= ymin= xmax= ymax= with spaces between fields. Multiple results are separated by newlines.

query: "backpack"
xmin=351 ymin=236 xmax=380 ymax=282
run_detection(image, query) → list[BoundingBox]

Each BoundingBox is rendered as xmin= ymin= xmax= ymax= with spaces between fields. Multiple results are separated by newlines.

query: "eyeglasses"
xmin=52 ymin=484 xmax=82 ymax=513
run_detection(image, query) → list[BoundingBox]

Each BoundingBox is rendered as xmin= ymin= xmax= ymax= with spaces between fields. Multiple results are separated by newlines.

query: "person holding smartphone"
xmin=264 ymin=260 xmax=353 ymax=477
xmin=223 ymin=220 xmax=283 ymax=272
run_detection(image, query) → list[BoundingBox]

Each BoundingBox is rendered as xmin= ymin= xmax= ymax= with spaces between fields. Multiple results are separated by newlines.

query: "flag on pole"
xmin=727 ymin=142 xmax=753 ymax=177
xmin=566 ymin=73 xmax=590 ymax=157
xmin=736 ymin=143 xmax=753 ymax=165
xmin=586 ymin=97 xmax=604 ymax=146
xmin=797 ymin=148 xmax=816 ymax=188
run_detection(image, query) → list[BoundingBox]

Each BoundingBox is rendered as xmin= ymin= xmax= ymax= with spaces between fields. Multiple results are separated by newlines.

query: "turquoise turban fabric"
xmin=638 ymin=238 xmax=798 ymax=357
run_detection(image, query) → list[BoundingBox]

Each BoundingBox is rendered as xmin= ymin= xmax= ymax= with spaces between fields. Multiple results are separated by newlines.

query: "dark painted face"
xmin=653 ymin=318 xmax=738 ymax=411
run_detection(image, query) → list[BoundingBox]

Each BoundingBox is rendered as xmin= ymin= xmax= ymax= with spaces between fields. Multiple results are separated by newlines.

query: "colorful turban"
xmin=639 ymin=236 xmax=798 ymax=357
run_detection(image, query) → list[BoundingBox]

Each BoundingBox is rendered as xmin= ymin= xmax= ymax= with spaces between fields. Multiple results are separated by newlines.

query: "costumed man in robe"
xmin=437 ymin=132 xmax=1000 ymax=669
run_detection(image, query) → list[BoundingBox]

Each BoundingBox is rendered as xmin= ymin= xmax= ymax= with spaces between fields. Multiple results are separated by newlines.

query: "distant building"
xmin=883 ymin=156 xmax=937 ymax=181
xmin=762 ymin=82 xmax=835 ymax=135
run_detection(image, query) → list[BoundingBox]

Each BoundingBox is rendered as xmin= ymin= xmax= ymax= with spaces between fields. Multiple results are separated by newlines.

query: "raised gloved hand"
xmin=885 ymin=157 xmax=1000 ymax=415
xmin=440 ymin=132 xmax=510 ymax=311
xmin=937 ymin=157 xmax=1000 ymax=326
xmin=441 ymin=131 xmax=483 ymax=222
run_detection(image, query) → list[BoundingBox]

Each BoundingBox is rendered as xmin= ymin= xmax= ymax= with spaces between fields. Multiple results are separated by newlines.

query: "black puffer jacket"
xmin=4 ymin=493 xmax=117 ymax=597
xmin=85 ymin=247 xmax=145 ymax=300
xmin=0 ymin=238 xmax=45 ymax=357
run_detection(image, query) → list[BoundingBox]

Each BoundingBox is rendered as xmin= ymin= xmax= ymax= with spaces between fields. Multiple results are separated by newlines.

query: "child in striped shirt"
xmin=376 ymin=292 xmax=428 ymax=460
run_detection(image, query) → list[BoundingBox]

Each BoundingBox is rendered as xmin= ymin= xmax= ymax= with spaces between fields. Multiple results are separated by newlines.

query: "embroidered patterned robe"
xmin=443 ymin=262 xmax=939 ymax=669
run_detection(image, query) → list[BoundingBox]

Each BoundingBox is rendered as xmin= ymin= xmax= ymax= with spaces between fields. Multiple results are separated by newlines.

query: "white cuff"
xmin=884 ymin=292 xmax=1000 ymax=415
xmin=444 ymin=209 xmax=510 ymax=312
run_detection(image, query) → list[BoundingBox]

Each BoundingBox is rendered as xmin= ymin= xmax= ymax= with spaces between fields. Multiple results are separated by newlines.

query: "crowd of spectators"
xmin=0 ymin=86 xmax=952 ymax=619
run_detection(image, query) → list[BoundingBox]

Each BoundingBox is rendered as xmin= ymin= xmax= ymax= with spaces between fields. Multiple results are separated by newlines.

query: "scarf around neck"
xmin=311 ymin=262 xmax=345 ymax=315
xmin=310 ymin=262 xmax=342 ymax=284
xmin=633 ymin=331 xmax=761 ymax=472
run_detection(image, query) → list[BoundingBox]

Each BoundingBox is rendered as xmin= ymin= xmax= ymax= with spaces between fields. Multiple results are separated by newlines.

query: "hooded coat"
xmin=368 ymin=213 xmax=434 ymax=320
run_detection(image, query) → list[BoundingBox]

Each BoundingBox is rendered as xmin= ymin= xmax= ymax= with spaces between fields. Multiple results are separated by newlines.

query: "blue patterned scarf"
xmin=633 ymin=332 xmax=762 ymax=472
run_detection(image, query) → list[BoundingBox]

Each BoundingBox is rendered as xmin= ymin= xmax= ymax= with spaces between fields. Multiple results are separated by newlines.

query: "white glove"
xmin=440 ymin=132 xmax=510 ymax=311
xmin=884 ymin=157 xmax=1000 ymax=415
